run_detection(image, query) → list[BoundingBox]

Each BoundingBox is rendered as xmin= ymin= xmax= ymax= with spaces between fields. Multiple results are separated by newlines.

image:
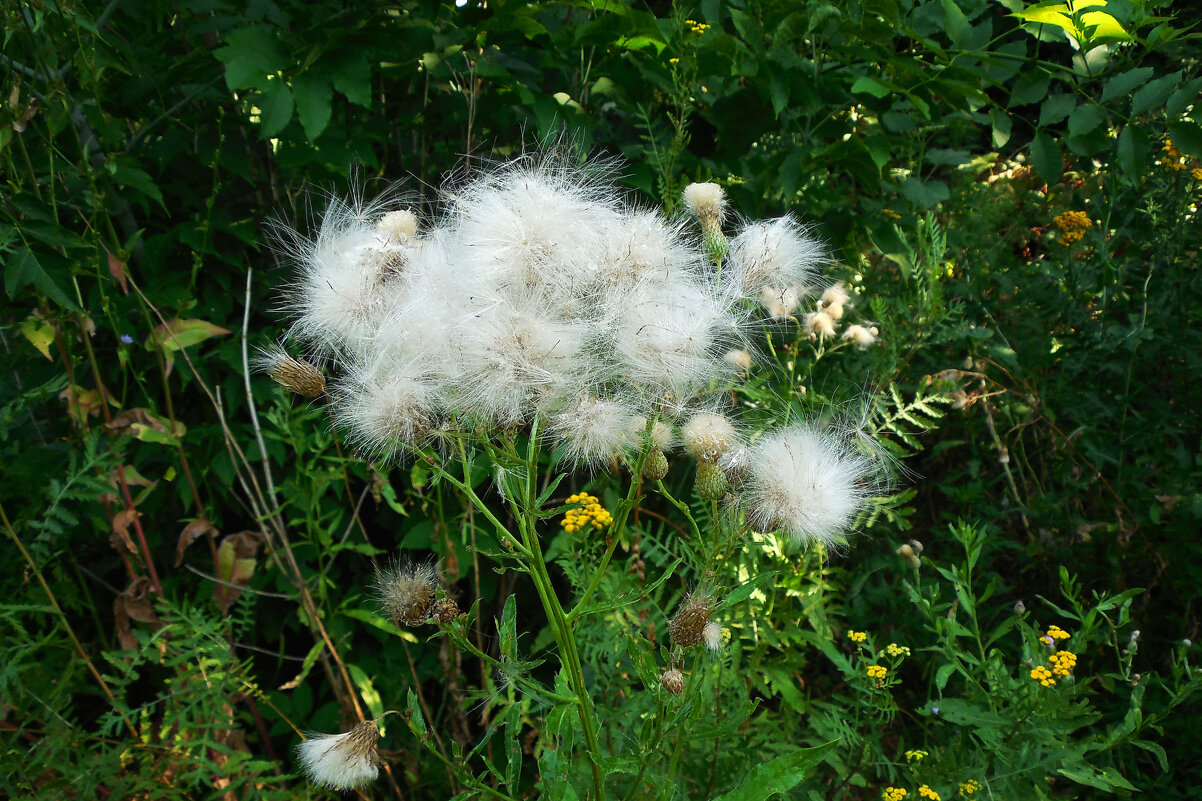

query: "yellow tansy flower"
xmin=959 ymin=779 xmax=980 ymax=796
xmin=887 ymin=643 xmax=911 ymax=658
xmin=919 ymin=785 xmax=941 ymax=801
xmin=1030 ymin=665 xmax=1056 ymax=687
xmin=866 ymin=665 xmax=888 ymax=680
xmin=849 ymin=630 xmax=868 ymax=643
xmin=883 ymin=788 xmax=908 ymax=801
xmin=905 ymin=749 xmax=928 ymax=762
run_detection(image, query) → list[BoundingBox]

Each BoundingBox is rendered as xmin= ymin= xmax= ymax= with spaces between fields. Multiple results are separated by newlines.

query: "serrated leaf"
xmin=851 ymin=76 xmax=892 ymax=99
xmin=5 ymin=248 xmax=79 ymax=311
xmin=1166 ymin=120 xmax=1202 ymax=159
xmin=1101 ymin=67 xmax=1154 ymax=102
xmin=112 ymin=166 xmax=165 ymax=209
xmin=258 ymin=81 xmax=294 ymax=137
xmin=1131 ymin=70 xmax=1181 ymax=116
xmin=214 ymin=28 xmax=290 ymax=91
xmin=329 ymin=55 xmax=373 ymax=107
xmin=406 ymin=688 xmax=427 ymax=737
xmin=1067 ymin=104 xmax=1105 ymax=138
xmin=941 ymin=0 xmax=972 ymax=48
xmin=709 ymin=742 xmax=836 ymax=801
xmin=292 ymin=72 xmax=332 ymax=141
xmin=1039 ymin=94 xmax=1075 ymax=127
xmin=18 ymin=316 xmax=54 ymax=359
xmin=1116 ymin=125 xmax=1149 ymax=176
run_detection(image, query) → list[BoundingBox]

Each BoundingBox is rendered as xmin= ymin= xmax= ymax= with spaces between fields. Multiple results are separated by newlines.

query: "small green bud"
xmin=695 ymin=461 xmax=729 ymax=501
xmin=643 ymin=448 xmax=669 ymax=480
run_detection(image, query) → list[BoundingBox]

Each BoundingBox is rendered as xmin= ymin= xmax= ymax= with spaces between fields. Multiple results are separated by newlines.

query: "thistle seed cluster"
xmin=269 ymin=150 xmax=886 ymax=549
xmin=669 ymin=591 xmax=722 ymax=652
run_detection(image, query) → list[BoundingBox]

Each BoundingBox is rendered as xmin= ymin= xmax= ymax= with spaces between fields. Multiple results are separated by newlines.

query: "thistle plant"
xmin=263 ymin=148 xmax=889 ymax=798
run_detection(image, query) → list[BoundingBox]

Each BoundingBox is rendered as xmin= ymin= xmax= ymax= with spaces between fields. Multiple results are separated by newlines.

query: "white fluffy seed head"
xmin=804 ymin=311 xmax=837 ymax=338
xmin=629 ymin=417 xmax=675 ymax=451
xmin=600 ymin=210 xmax=695 ymax=287
xmin=820 ymin=282 xmax=850 ymax=309
xmin=296 ymin=720 xmax=381 ymax=790
xmin=550 ymin=396 xmax=638 ymax=468
xmin=724 ymin=349 xmax=753 ymax=372
xmin=332 ymin=360 xmax=434 ymax=459
xmin=842 ymin=324 xmax=877 ymax=347
xmin=728 ymin=217 xmax=824 ymax=296
xmin=682 ymin=182 xmax=726 ymax=230
xmin=760 ymin=285 xmax=801 ymax=319
xmin=743 ymin=425 xmax=875 ymax=548
xmin=682 ymin=413 xmax=738 ymax=462
xmin=377 ymin=209 xmax=419 ymax=242
xmin=373 ymin=560 xmax=439 ymax=625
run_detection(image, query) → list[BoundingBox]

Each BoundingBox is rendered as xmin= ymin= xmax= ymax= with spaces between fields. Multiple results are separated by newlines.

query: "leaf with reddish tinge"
xmin=213 ymin=531 xmax=264 ymax=615
xmin=176 ymin=517 xmax=219 ymax=566
xmin=106 ymin=250 xmax=129 ymax=293
xmin=146 ymin=318 xmax=230 ymax=352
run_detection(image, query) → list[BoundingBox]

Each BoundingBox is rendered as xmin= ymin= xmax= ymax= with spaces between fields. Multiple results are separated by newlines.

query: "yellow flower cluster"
xmin=849 ymin=630 xmax=868 ymax=643
xmin=905 ymin=749 xmax=928 ymax=762
xmin=882 ymin=788 xmax=908 ymax=801
xmin=1030 ymin=665 xmax=1056 ymax=687
xmin=1192 ymin=167 xmax=1202 ymax=181
xmin=1052 ymin=211 xmax=1092 ymax=246
xmin=685 ymin=18 xmax=711 ymax=34
xmin=887 ymin=643 xmax=912 ymax=658
xmin=959 ymin=779 xmax=981 ymax=795
xmin=1159 ymin=139 xmax=1188 ymax=171
xmin=1046 ymin=625 xmax=1070 ymax=641
xmin=866 ymin=664 xmax=888 ymax=679
xmin=1050 ymin=650 xmax=1077 ymax=677
xmin=560 ymin=493 xmax=613 ymax=533
xmin=919 ymin=785 xmax=941 ymax=801
xmin=882 ymin=208 xmax=902 ymax=221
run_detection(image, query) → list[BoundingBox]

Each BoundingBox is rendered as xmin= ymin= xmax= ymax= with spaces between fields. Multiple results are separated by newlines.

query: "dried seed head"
xmin=669 ymin=591 xmax=716 ymax=648
xmin=660 ymin=668 xmax=685 ymax=694
xmin=682 ymin=182 xmax=726 ymax=233
xmin=431 ymin=597 xmax=460 ymax=623
xmin=296 ymin=719 xmax=381 ymax=790
xmin=374 ymin=561 xmax=439 ymax=626
xmin=258 ymin=347 xmax=326 ymax=397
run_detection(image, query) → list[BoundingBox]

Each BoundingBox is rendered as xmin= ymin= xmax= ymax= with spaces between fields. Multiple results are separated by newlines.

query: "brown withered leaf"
xmin=175 ymin=517 xmax=219 ymax=566
xmin=113 ymin=577 xmax=159 ymax=650
xmin=212 ymin=531 xmax=264 ymax=615
xmin=110 ymin=508 xmax=141 ymax=555
xmin=103 ymin=408 xmax=169 ymax=436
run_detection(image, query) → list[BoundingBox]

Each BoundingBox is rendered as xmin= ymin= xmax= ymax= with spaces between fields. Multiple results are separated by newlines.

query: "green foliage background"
xmin=2 ymin=0 xmax=1200 ymax=799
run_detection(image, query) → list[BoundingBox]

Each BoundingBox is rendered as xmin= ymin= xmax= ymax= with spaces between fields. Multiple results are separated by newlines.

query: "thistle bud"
xmin=661 ymin=668 xmax=685 ymax=694
xmin=695 ymin=460 xmax=729 ymax=501
xmin=682 ymin=182 xmax=726 ymax=235
xmin=643 ymin=448 xmax=669 ymax=480
xmin=374 ymin=561 xmax=439 ymax=626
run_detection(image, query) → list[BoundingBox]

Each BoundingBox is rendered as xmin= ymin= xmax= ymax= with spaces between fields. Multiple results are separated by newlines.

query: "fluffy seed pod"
xmin=669 ymin=591 xmax=716 ymax=648
xmin=702 ymin=621 xmax=724 ymax=652
xmin=682 ymin=413 xmax=737 ymax=463
xmin=660 ymin=668 xmax=685 ymax=694
xmin=377 ymin=209 xmax=419 ymax=242
xmin=374 ymin=561 xmax=438 ymax=626
xmin=296 ymin=719 xmax=381 ymax=790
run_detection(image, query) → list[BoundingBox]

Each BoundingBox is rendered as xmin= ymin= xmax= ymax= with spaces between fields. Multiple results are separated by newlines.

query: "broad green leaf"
xmin=406 ymin=688 xmax=427 ymax=737
xmin=329 ymin=55 xmax=373 ymax=107
xmin=146 ymin=318 xmax=230 ymax=352
xmin=991 ymin=107 xmax=1012 ymax=147
xmin=1166 ymin=77 xmax=1202 ymax=118
xmin=1013 ymin=3 xmax=1076 ymax=38
xmin=1038 ymin=94 xmax=1075 ymax=127
xmin=1058 ymin=763 xmax=1138 ymax=792
xmin=214 ymin=28 xmax=291 ymax=91
xmin=113 ymin=166 xmax=165 ymax=209
xmin=1009 ymin=70 xmax=1051 ymax=106
xmin=1101 ymin=67 xmax=1154 ymax=102
xmin=850 ymin=76 xmax=892 ymax=99
xmin=5 ymin=248 xmax=79 ymax=311
xmin=1030 ymin=131 xmax=1061 ymax=184
xmin=1116 ymin=124 xmax=1149 ymax=176
xmin=1080 ymin=10 xmax=1130 ymax=41
xmin=257 ymin=81 xmax=294 ymax=138
xmin=292 ymin=72 xmax=333 ymax=141
xmin=710 ymin=742 xmax=837 ymax=801
xmin=1166 ymin=120 xmax=1202 ymax=159
xmin=901 ymin=177 xmax=949 ymax=208
xmin=1130 ymin=70 xmax=1181 ymax=116
xmin=1067 ymin=104 xmax=1105 ymax=138
xmin=941 ymin=0 xmax=973 ymax=48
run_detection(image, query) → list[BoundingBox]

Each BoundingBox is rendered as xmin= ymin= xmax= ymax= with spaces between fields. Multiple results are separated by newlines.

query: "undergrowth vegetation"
xmin=2 ymin=1 xmax=1200 ymax=799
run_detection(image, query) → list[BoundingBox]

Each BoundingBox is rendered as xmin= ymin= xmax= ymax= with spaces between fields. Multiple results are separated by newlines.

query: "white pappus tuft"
xmin=549 ymin=395 xmax=639 ymax=468
xmin=727 ymin=216 xmax=824 ymax=297
xmin=296 ymin=719 xmax=382 ymax=790
xmin=702 ymin=621 xmax=724 ymax=652
xmin=331 ymin=358 xmax=436 ymax=460
xmin=743 ymin=425 xmax=877 ymax=548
